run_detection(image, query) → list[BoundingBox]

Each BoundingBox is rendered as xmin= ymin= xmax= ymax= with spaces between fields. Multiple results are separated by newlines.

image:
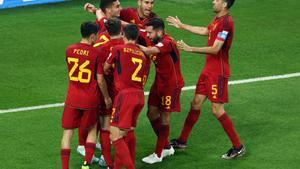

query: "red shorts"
xmin=62 ymin=105 xmax=98 ymax=129
xmin=99 ymin=90 xmax=117 ymax=116
xmin=148 ymin=83 xmax=181 ymax=112
xmin=110 ymin=88 xmax=144 ymax=129
xmin=196 ymin=73 xmax=229 ymax=103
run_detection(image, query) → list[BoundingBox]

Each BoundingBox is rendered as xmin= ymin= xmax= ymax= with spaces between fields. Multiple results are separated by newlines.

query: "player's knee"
xmin=211 ymin=104 xmax=224 ymax=117
xmin=147 ymin=109 xmax=160 ymax=121
xmin=191 ymin=99 xmax=202 ymax=109
xmin=161 ymin=113 xmax=170 ymax=125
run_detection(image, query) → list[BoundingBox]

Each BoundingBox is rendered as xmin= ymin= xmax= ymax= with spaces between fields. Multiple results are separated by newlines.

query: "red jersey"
xmin=106 ymin=43 xmax=148 ymax=92
xmin=65 ymin=43 xmax=100 ymax=109
xmin=94 ymin=31 xmax=111 ymax=48
xmin=95 ymin=37 xmax=124 ymax=95
xmin=120 ymin=7 xmax=156 ymax=46
xmin=96 ymin=17 xmax=108 ymax=33
xmin=153 ymin=34 xmax=184 ymax=89
xmin=204 ymin=14 xmax=234 ymax=77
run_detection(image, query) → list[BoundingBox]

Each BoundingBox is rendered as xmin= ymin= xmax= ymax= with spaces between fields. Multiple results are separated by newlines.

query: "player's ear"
xmin=223 ymin=1 xmax=228 ymax=8
xmin=137 ymin=0 xmax=142 ymax=6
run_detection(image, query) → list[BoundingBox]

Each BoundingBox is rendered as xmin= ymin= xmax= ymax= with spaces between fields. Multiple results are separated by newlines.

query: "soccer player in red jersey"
xmin=77 ymin=0 xmax=121 ymax=162
xmin=139 ymin=18 xmax=184 ymax=164
xmin=95 ymin=17 xmax=124 ymax=169
xmin=60 ymin=21 xmax=99 ymax=169
xmin=166 ymin=0 xmax=246 ymax=159
xmin=104 ymin=24 xmax=148 ymax=169
xmin=85 ymin=0 xmax=156 ymax=46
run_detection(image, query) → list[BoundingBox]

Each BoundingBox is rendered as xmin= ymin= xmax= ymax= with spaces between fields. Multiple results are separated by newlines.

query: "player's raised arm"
xmin=84 ymin=3 xmax=106 ymax=20
xmin=166 ymin=16 xmax=209 ymax=36
xmin=177 ymin=38 xmax=224 ymax=55
xmin=84 ymin=3 xmax=97 ymax=14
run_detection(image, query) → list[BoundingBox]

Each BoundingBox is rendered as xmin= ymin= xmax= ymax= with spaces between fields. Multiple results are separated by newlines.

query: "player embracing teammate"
xmin=60 ymin=0 xmax=246 ymax=168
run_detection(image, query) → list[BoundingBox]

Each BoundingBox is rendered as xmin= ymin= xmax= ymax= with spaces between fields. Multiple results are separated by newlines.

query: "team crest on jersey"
xmin=156 ymin=42 xmax=164 ymax=47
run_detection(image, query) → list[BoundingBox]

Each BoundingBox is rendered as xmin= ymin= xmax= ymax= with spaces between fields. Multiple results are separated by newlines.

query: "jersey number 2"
xmin=68 ymin=57 xmax=91 ymax=83
xmin=131 ymin=57 xmax=143 ymax=82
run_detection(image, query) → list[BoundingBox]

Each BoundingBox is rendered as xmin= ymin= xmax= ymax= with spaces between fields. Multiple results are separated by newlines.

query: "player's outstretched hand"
xmin=84 ymin=3 xmax=97 ymax=13
xmin=177 ymin=40 xmax=190 ymax=52
xmin=104 ymin=97 xmax=112 ymax=109
xmin=166 ymin=16 xmax=183 ymax=29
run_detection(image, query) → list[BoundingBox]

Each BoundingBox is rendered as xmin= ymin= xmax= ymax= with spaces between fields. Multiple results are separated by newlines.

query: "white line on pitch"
xmin=1 ymin=72 xmax=300 ymax=114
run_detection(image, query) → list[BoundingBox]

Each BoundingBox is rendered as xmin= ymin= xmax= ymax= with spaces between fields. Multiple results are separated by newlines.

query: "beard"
xmin=151 ymin=36 xmax=161 ymax=44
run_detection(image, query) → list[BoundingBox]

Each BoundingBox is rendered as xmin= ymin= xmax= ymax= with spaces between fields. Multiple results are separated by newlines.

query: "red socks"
xmin=78 ymin=127 xmax=88 ymax=146
xmin=100 ymin=129 xmax=113 ymax=166
xmin=113 ymin=138 xmax=135 ymax=169
xmin=178 ymin=108 xmax=201 ymax=142
xmin=150 ymin=118 xmax=161 ymax=137
xmin=124 ymin=130 xmax=136 ymax=165
xmin=85 ymin=142 xmax=95 ymax=164
xmin=218 ymin=113 xmax=241 ymax=148
xmin=155 ymin=124 xmax=170 ymax=157
xmin=61 ymin=149 xmax=71 ymax=169
xmin=150 ymin=118 xmax=170 ymax=149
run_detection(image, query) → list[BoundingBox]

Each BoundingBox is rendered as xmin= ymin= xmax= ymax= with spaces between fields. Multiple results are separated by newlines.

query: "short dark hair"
xmin=123 ymin=24 xmax=139 ymax=41
xmin=105 ymin=17 xmax=121 ymax=36
xmin=145 ymin=18 xmax=165 ymax=30
xmin=80 ymin=21 xmax=99 ymax=38
xmin=100 ymin=0 xmax=117 ymax=13
xmin=224 ymin=0 xmax=235 ymax=9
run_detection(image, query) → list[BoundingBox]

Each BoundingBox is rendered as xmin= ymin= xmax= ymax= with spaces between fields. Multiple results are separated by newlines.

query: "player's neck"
xmin=110 ymin=34 xmax=122 ymax=40
xmin=125 ymin=40 xmax=136 ymax=45
xmin=216 ymin=10 xmax=229 ymax=18
xmin=80 ymin=39 xmax=92 ymax=45
xmin=137 ymin=8 xmax=145 ymax=19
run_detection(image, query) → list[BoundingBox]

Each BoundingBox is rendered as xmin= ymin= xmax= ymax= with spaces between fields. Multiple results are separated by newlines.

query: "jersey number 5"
xmin=68 ymin=57 xmax=91 ymax=83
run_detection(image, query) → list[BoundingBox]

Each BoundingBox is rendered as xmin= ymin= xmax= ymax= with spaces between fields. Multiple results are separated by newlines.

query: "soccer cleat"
xmin=77 ymin=145 xmax=100 ymax=163
xmin=81 ymin=161 xmax=90 ymax=169
xmin=96 ymin=142 xmax=101 ymax=150
xmin=77 ymin=145 xmax=85 ymax=156
xmin=170 ymin=139 xmax=187 ymax=149
xmin=98 ymin=155 xmax=107 ymax=167
xmin=221 ymin=144 xmax=246 ymax=160
xmin=162 ymin=146 xmax=175 ymax=158
xmin=142 ymin=153 xmax=163 ymax=164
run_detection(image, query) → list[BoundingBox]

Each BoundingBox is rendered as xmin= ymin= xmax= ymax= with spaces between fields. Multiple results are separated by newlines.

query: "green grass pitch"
xmin=0 ymin=0 xmax=300 ymax=168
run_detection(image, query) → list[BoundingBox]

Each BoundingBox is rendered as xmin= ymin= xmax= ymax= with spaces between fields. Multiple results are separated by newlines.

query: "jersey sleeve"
xmin=120 ymin=8 xmax=131 ymax=23
xmin=106 ymin=47 xmax=118 ymax=65
xmin=96 ymin=17 xmax=108 ymax=33
xmin=216 ymin=18 xmax=231 ymax=41
xmin=155 ymin=40 xmax=172 ymax=54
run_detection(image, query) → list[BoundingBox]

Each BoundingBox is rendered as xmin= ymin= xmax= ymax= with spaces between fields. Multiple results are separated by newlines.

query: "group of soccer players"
xmin=60 ymin=0 xmax=246 ymax=169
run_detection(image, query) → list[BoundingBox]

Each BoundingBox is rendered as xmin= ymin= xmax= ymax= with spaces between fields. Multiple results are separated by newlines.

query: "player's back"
xmin=95 ymin=38 xmax=124 ymax=94
xmin=65 ymin=43 xmax=100 ymax=109
xmin=109 ymin=43 xmax=148 ymax=92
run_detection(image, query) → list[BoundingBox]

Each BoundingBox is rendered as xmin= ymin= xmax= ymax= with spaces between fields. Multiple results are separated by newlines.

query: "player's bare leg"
xmin=60 ymin=129 xmax=74 ymax=169
xmin=99 ymin=115 xmax=113 ymax=167
xmin=171 ymin=94 xmax=206 ymax=149
xmin=110 ymin=126 xmax=134 ymax=169
xmin=211 ymin=103 xmax=245 ymax=159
